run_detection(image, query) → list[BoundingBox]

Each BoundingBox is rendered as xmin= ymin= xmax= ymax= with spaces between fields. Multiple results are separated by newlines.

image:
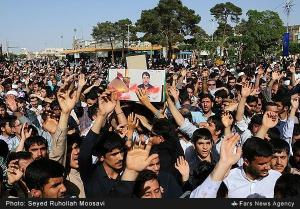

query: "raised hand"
xmin=7 ymin=160 xmax=23 ymax=185
xmin=21 ymin=123 xmax=32 ymax=141
xmin=125 ymin=140 xmax=158 ymax=172
xmin=219 ymin=133 xmax=242 ymax=166
xmin=272 ymin=71 xmax=281 ymax=81
xmin=175 ymin=156 xmax=190 ymax=182
xmin=257 ymin=66 xmax=265 ymax=76
xmin=98 ymin=90 xmax=117 ymax=116
xmin=168 ymin=86 xmax=180 ymax=101
xmin=181 ymin=69 xmax=187 ymax=77
xmin=221 ymin=111 xmax=234 ymax=128
xmin=241 ymin=82 xmax=254 ymax=98
xmin=78 ymin=73 xmax=87 ymax=88
xmin=127 ymin=113 xmax=139 ymax=132
xmin=136 ymin=88 xmax=150 ymax=106
xmin=262 ymin=111 xmax=279 ymax=129
xmin=136 ymin=114 xmax=152 ymax=131
xmin=202 ymin=69 xmax=209 ymax=78
xmin=289 ymin=65 xmax=296 ymax=74
xmin=173 ymin=74 xmax=178 ymax=81
xmin=57 ymin=78 xmax=77 ymax=114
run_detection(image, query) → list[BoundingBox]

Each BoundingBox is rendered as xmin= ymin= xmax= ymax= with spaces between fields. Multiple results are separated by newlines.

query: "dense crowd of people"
xmin=0 ymin=57 xmax=300 ymax=198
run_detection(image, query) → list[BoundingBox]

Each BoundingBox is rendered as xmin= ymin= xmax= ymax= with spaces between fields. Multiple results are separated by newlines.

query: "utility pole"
xmin=284 ymin=0 xmax=294 ymax=33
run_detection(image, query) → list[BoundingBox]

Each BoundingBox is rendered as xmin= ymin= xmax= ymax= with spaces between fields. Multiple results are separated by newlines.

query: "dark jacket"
xmin=79 ymin=130 xmax=134 ymax=198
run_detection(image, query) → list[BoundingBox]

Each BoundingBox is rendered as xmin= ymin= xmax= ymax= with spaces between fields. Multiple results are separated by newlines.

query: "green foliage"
xmin=290 ymin=42 xmax=300 ymax=54
xmin=236 ymin=10 xmax=285 ymax=61
xmin=137 ymin=0 xmax=201 ymax=56
xmin=210 ymin=2 xmax=242 ymax=24
xmin=214 ymin=23 xmax=234 ymax=40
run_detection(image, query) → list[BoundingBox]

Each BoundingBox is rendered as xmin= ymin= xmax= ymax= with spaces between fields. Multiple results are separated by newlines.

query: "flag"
xmin=283 ymin=32 xmax=289 ymax=57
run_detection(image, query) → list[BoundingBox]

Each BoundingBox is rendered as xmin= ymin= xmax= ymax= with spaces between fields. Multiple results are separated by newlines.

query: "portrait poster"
xmin=126 ymin=55 xmax=147 ymax=70
xmin=108 ymin=69 xmax=165 ymax=102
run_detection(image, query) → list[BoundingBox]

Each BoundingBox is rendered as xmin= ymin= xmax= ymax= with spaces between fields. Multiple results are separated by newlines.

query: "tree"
xmin=213 ymin=23 xmax=234 ymax=40
xmin=92 ymin=21 xmax=117 ymax=64
xmin=210 ymin=2 xmax=242 ymax=48
xmin=237 ymin=10 xmax=285 ymax=61
xmin=115 ymin=19 xmax=137 ymax=59
xmin=137 ymin=0 xmax=201 ymax=58
xmin=290 ymin=42 xmax=300 ymax=55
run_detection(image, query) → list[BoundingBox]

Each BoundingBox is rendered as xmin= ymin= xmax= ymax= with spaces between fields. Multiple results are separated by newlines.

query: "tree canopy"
xmin=137 ymin=0 xmax=201 ymax=57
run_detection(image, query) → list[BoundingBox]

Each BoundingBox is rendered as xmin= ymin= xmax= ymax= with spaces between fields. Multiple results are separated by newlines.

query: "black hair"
xmin=6 ymin=151 xmax=32 ymax=166
xmin=190 ymin=161 xmax=214 ymax=190
xmin=199 ymin=93 xmax=214 ymax=102
xmin=273 ymin=95 xmax=291 ymax=108
xmin=207 ymin=115 xmax=224 ymax=137
xmin=93 ymin=131 xmax=125 ymax=156
xmin=142 ymin=72 xmax=150 ymax=78
xmin=133 ymin=170 xmax=159 ymax=198
xmin=248 ymin=114 xmax=263 ymax=130
xmin=0 ymin=140 xmax=9 ymax=160
xmin=214 ymin=89 xmax=228 ymax=98
xmin=293 ymin=124 xmax=300 ymax=137
xmin=270 ymin=139 xmax=290 ymax=155
xmin=24 ymin=158 xmax=65 ymax=190
xmin=246 ymin=95 xmax=258 ymax=104
xmin=242 ymin=137 xmax=273 ymax=162
xmin=292 ymin=141 xmax=300 ymax=155
xmin=24 ymin=136 xmax=48 ymax=151
xmin=151 ymin=118 xmax=177 ymax=141
xmin=87 ymin=104 xmax=98 ymax=120
xmin=85 ymin=89 xmax=98 ymax=101
xmin=274 ymin=174 xmax=300 ymax=198
xmin=192 ymin=128 xmax=213 ymax=144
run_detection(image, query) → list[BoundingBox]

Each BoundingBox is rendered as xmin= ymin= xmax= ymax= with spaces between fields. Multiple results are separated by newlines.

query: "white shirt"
xmin=223 ymin=167 xmax=281 ymax=198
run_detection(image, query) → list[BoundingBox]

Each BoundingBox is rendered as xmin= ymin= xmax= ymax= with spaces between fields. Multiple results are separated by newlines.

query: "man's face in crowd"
xmin=266 ymin=104 xmax=279 ymax=115
xmin=201 ymin=97 xmax=213 ymax=113
xmin=141 ymin=179 xmax=162 ymax=199
xmin=30 ymin=97 xmax=38 ymax=108
xmin=12 ymin=119 xmax=22 ymax=135
xmin=214 ymin=96 xmax=223 ymax=105
xmin=245 ymin=156 xmax=272 ymax=179
xmin=86 ymin=98 xmax=97 ymax=107
xmin=40 ymin=89 xmax=47 ymax=98
xmin=275 ymin=102 xmax=285 ymax=114
xmin=187 ymin=88 xmax=194 ymax=99
xmin=29 ymin=143 xmax=48 ymax=160
xmin=255 ymin=98 xmax=263 ymax=113
xmin=147 ymin=157 xmax=160 ymax=175
xmin=3 ymin=122 xmax=13 ymax=135
xmin=103 ymin=148 xmax=124 ymax=171
xmin=205 ymin=120 xmax=217 ymax=137
xmin=228 ymin=79 xmax=236 ymax=89
xmin=142 ymin=74 xmax=150 ymax=86
xmin=33 ymin=84 xmax=39 ymax=92
xmin=70 ymin=143 xmax=80 ymax=169
xmin=195 ymin=139 xmax=212 ymax=159
xmin=40 ymin=177 xmax=66 ymax=198
xmin=272 ymin=83 xmax=279 ymax=96
xmin=271 ymin=151 xmax=288 ymax=173
xmin=250 ymin=123 xmax=261 ymax=135
xmin=0 ymin=106 xmax=6 ymax=118
xmin=207 ymin=80 xmax=216 ymax=91
xmin=246 ymin=101 xmax=257 ymax=116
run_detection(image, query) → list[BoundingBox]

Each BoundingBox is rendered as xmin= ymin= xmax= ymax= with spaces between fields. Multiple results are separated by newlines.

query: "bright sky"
xmin=0 ymin=0 xmax=299 ymax=52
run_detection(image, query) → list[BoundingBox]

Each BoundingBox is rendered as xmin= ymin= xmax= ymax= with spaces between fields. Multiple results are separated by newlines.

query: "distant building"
xmin=289 ymin=25 xmax=300 ymax=43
